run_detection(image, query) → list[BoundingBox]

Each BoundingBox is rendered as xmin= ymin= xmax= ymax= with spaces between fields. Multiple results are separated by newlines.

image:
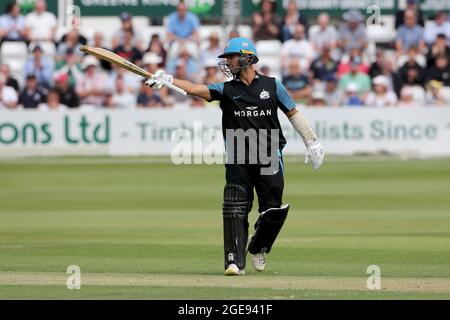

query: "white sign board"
xmin=1 ymin=108 xmax=450 ymax=157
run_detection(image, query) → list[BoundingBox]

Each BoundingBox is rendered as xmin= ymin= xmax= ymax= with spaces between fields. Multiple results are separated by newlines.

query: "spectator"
xmin=426 ymin=54 xmax=450 ymax=86
xmin=343 ymin=83 xmax=364 ymax=107
xmin=59 ymin=28 xmax=87 ymax=46
xmin=395 ymin=0 xmax=424 ymax=29
xmin=396 ymin=10 xmax=425 ymax=55
xmin=142 ymin=52 xmax=163 ymax=75
xmin=137 ymin=80 xmax=163 ymax=108
xmin=194 ymin=59 xmax=222 ymax=107
xmin=54 ymin=48 xmax=83 ymax=88
xmin=141 ymin=54 xmax=173 ymax=106
xmin=0 ymin=64 xmax=19 ymax=92
xmin=54 ymin=73 xmax=79 ymax=109
xmin=397 ymin=45 xmax=426 ymax=70
xmin=19 ymin=74 xmax=47 ymax=109
xmin=145 ymin=34 xmax=167 ymax=68
xmin=112 ymin=75 xmax=136 ymax=109
xmin=310 ymin=91 xmax=327 ymax=107
xmin=369 ymin=50 xmax=396 ymax=85
xmin=38 ymin=89 xmax=68 ymax=111
xmin=166 ymin=45 xmax=199 ymax=81
xmin=167 ymin=2 xmax=200 ymax=44
xmin=281 ymin=23 xmax=314 ymax=74
xmin=369 ymin=50 xmax=386 ymax=79
xmin=338 ymin=10 xmax=368 ymax=54
xmin=200 ymin=32 xmax=222 ymax=67
xmin=24 ymin=0 xmax=57 ymax=42
xmin=338 ymin=56 xmax=371 ymax=96
xmin=92 ymin=31 xmax=106 ymax=49
xmin=0 ymin=72 xmax=18 ymax=109
xmin=323 ymin=75 xmax=345 ymax=106
xmin=396 ymin=56 xmax=426 ymax=92
xmin=112 ymin=12 xmax=143 ymax=51
xmin=114 ymin=29 xmax=143 ymax=64
xmin=171 ymin=60 xmax=192 ymax=104
xmin=426 ymin=80 xmax=449 ymax=106
xmin=375 ymin=58 xmax=395 ymax=92
xmin=364 ymin=75 xmax=398 ymax=107
xmin=280 ymin=0 xmax=307 ymax=42
xmin=91 ymin=31 xmax=112 ymax=71
xmin=102 ymin=92 xmax=115 ymax=108
xmin=228 ymin=28 xmax=240 ymax=40
xmin=398 ymin=86 xmax=422 ymax=107
xmin=424 ymin=11 xmax=450 ymax=46
xmin=337 ymin=48 xmax=370 ymax=78
xmin=56 ymin=28 xmax=83 ymax=63
xmin=282 ymin=60 xmax=311 ymax=104
xmin=259 ymin=65 xmax=271 ymax=77
xmin=310 ymin=46 xmax=338 ymax=82
xmin=252 ymin=0 xmax=281 ymax=41
xmin=24 ymin=44 xmax=54 ymax=89
xmin=109 ymin=65 xmax=141 ymax=96
xmin=76 ymin=55 xmax=109 ymax=106
xmin=309 ymin=13 xmax=338 ymax=55
xmin=202 ymin=59 xmax=223 ymax=85
xmin=0 ymin=2 xmax=26 ymax=42
xmin=426 ymin=34 xmax=450 ymax=68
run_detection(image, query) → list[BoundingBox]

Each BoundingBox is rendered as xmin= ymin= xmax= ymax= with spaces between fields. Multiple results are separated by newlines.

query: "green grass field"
xmin=0 ymin=156 xmax=449 ymax=299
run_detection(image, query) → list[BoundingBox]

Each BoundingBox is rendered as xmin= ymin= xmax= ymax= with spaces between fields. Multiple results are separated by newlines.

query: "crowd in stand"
xmin=0 ymin=0 xmax=449 ymax=110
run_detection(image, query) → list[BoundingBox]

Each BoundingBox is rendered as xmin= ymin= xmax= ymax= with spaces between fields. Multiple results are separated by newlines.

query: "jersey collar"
xmin=235 ymin=71 xmax=260 ymax=83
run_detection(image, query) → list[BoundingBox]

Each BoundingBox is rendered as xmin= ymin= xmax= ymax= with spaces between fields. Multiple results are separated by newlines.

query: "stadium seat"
xmin=0 ymin=41 xmax=28 ymax=61
xmin=7 ymin=60 xmax=27 ymax=88
xmin=255 ymin=40 xmax=282 ymax=56
xmin=0 ymin=42 xmax=28 ymax=88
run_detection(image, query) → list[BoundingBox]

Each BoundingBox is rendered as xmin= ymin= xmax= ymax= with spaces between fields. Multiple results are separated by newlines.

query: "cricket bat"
xmin=80 ymin=45 xmax=187 ymax=95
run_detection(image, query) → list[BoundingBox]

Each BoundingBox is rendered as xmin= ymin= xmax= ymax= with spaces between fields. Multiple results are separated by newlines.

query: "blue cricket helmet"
xmin=218 ymin=37 xmax=259 ymax=63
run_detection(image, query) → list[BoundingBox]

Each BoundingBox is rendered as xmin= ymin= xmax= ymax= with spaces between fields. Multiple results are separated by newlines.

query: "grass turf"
xmin=0 ymin=157 xmax=449 ymax=299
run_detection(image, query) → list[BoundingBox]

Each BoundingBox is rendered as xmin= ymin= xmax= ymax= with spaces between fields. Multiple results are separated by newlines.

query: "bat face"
xmin=80 ymin=46 xmax=187 ymax=95
xmin=80 ymin=45 xmax=151 ymax=79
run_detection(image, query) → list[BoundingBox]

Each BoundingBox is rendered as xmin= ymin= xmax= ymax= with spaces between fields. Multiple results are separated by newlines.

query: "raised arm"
xmin=145 ymin=70 xmax=212 ymax=101
xmin=172 ymin=78 xmax=211 ymax=101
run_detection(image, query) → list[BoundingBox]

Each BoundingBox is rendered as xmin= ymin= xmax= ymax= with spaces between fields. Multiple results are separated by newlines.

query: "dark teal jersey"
xmin=208 ymin=73 xmax=296 ymax=163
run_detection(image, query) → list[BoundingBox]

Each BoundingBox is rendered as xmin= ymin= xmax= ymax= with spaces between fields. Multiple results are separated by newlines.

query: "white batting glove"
xmin=305 ymin=140 xmax=325 ymax=171
xmin=145 ymin=70 xmax=173 ymax=91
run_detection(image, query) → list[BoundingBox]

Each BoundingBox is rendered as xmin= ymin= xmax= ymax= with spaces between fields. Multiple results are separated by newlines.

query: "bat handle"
xmin=164 ymin=81 xmax=187 ymax=96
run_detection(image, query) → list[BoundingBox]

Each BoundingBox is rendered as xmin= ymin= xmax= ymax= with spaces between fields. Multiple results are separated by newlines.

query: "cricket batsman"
xmin=146 ymin=37 xmax=325 ymax=276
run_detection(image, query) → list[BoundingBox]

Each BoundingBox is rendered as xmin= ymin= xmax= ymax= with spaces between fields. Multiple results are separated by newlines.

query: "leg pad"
xmin=223 ymin=184 xmax=250 ymax=270
xmin=247 ymin=204 xmax=289 ymax=255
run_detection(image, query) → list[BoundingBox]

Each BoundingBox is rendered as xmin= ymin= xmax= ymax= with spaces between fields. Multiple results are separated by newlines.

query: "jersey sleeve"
xmin=275 ymin=78 xmax=296 ymax=113
xmin=207 ymin=82 xmax=225 ymax=101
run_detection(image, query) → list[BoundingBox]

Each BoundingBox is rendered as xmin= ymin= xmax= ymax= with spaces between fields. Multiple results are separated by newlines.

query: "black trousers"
xmin=225 ymin=162 xmax=284 ymax=213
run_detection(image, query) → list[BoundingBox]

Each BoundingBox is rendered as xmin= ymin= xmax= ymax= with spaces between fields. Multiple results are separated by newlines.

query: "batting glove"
xmin=305 ymin=140 xmax=325 ymax=171
xmin=145 ymin=70 xmax=173 ymax=91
